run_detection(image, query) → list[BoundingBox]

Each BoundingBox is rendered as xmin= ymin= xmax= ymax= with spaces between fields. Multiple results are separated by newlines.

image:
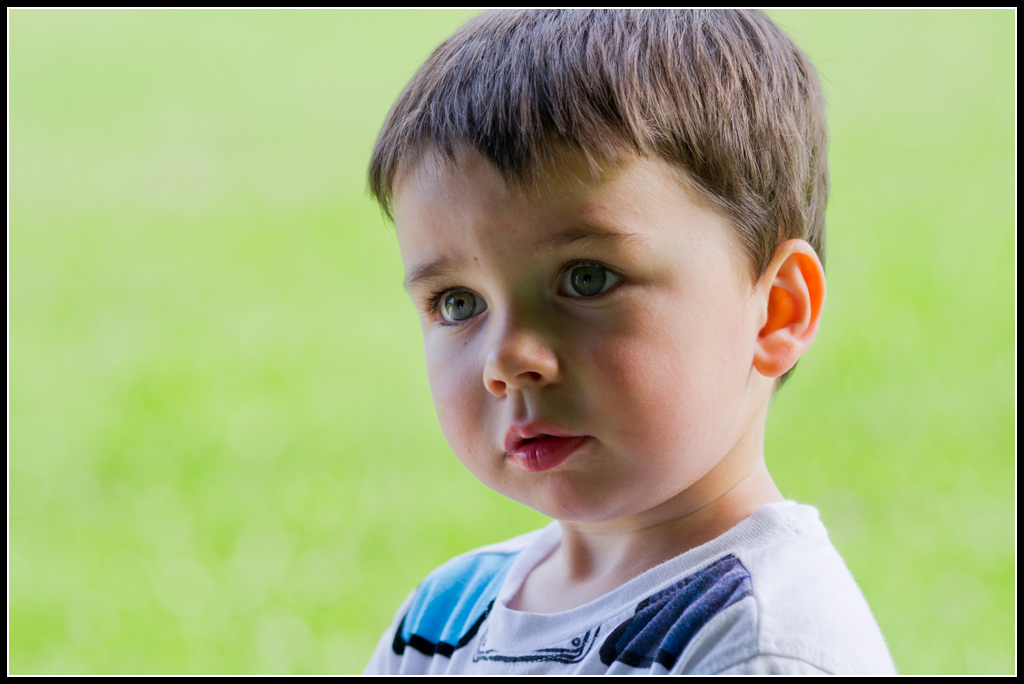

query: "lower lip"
xmin=506 ymin=435 xmax=590 ymax=473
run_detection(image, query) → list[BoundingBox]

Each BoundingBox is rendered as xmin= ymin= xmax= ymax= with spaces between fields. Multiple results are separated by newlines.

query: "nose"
xmin=483 ymin=308 xmax=560 ymax=398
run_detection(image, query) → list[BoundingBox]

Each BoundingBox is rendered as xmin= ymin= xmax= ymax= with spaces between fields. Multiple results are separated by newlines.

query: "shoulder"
xmin=390 ymin=527 xmax=548 ymax=660
xmin=702 ymin=502 xmax=896 ymax=675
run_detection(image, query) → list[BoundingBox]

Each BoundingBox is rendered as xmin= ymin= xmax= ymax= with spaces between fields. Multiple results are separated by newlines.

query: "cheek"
xmin=577 ymin=295 xmax=753 ymax=458
xmin=424 ymin=341 xmax=489 ymax=460
xmin=583 ymin=333 xmax=711 ymax=450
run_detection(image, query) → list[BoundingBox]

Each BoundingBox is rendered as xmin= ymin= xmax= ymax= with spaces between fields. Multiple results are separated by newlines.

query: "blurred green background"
xmin=8 ymin=9 xmax=1014 ymax=674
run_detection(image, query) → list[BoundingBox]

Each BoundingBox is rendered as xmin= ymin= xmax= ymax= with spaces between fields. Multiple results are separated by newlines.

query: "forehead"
xmin=391 ymin=147 xmax=750 ymax=288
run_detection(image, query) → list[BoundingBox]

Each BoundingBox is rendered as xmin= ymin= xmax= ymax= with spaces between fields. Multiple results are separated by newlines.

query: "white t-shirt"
xmin=364 ymin=501 xmax=896 ymax=675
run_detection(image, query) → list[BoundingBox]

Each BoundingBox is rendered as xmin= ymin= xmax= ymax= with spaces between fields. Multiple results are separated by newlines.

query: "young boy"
xmin=363 ymin=10 xmax=895 ymax=675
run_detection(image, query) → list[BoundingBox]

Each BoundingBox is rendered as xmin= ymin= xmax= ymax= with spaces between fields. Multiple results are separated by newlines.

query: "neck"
xmin=510 ymin=405 xmax=783 ymax=613
xmin=555 ymin=459 xmax=782 ymax=584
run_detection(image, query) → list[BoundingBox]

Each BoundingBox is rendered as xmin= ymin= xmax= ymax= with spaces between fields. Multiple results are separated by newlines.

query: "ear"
xmin=753 ymin=240 xmax=826 ymax=378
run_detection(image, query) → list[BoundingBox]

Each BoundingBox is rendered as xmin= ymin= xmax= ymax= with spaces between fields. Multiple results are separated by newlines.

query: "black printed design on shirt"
xmin=472 ymin=625 xmax=602 ymax=664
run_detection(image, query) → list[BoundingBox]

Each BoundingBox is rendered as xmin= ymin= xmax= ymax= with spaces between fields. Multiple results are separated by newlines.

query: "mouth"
xmin=504 ymin=428 xmax=590 ymax=473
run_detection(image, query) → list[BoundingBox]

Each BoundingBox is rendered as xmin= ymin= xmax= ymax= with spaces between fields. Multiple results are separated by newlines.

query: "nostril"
xmin=485 ymin=377 xmax=507 ymax=397
xmin=483 ymin=343 xmax=559 ymax=394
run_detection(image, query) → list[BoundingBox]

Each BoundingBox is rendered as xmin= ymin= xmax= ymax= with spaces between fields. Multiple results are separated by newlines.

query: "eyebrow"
xmin=538 ymin=224 xmax=643 ymax=251
xmin=402 ymin=224 xmax=642 ymax=292
xmin=404 ymin=255 xmax=457 ymax=292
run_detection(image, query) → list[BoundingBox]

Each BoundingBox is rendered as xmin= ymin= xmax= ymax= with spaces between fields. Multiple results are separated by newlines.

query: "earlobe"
xmin=753 ymin=240 xmax=826 ymax=378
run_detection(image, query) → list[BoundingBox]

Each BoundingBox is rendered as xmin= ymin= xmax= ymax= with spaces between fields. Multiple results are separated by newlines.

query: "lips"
xmin=504 ymin=424 xmax=590 ymax=473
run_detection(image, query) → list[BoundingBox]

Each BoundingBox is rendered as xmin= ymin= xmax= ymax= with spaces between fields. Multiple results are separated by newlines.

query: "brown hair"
xmin=368 ymin=9 xmax=828 ymax=383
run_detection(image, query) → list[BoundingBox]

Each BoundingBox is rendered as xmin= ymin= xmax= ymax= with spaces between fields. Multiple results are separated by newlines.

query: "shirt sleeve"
xmin=362 ymin=589 xmax=417 ymax=675
xmin=713 ymin=654 xmax=833 ymax=675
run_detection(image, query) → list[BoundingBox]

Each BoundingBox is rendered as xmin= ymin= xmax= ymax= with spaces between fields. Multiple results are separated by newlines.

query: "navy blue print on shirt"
xmin=392 ymin=551 xmax=521 ymax=659
xmin=599 ymin=554 xmax=753 ymax=670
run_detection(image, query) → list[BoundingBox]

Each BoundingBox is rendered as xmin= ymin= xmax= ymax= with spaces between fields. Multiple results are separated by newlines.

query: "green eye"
xmin=441 ymin=291 xmax=484 ymax=323
xmin=562 ymin=264 xmax=621 ymax=297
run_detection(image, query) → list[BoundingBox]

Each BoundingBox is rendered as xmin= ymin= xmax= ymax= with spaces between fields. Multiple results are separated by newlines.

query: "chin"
xmin=513 ymin=474 xmax=645 ymax=523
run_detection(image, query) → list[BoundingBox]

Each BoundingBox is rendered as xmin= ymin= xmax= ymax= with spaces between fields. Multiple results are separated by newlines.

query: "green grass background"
xmin=9 ymin=9 xmax=1015 ymax=674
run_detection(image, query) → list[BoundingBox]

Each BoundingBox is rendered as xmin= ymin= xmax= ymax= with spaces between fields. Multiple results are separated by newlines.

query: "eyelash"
xmin=426 ymin=288 xmax=452 ymax=317
xmin=426 ymin=260 xmax=624 ymax=324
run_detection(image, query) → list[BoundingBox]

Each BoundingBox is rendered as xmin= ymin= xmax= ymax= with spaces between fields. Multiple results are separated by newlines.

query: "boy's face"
xmin=393 ymin=150 xmax=774 ymax=523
